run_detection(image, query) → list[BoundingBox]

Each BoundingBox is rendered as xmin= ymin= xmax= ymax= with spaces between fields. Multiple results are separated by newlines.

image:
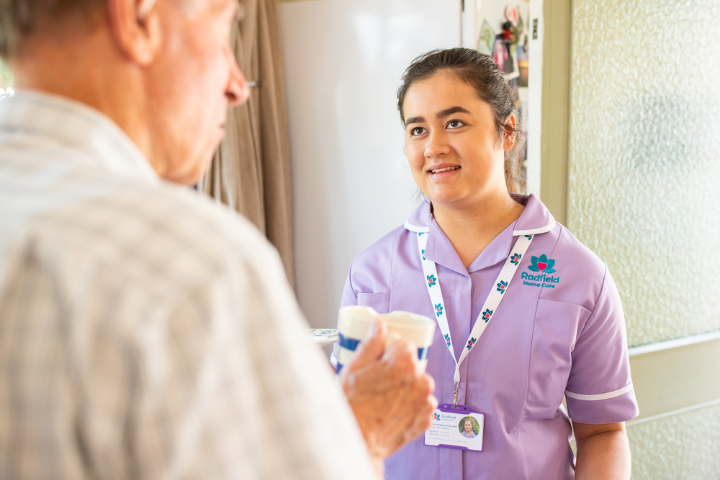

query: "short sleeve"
xmin=565 ymin=268 xmax=640 ymax=424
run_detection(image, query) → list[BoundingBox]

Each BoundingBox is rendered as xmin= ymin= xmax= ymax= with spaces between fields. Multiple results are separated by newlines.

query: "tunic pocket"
xmin=525 ymin=299 xmax=590 ymax=419
xmin=357 ymin=292 xmax=390 ymax=313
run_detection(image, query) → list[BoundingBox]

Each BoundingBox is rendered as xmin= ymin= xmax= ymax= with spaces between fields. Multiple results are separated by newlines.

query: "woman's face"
xmin=464 ymin=420 xmax=473 ymax=433
xmin=402 ymin=71 xmax=514 ymax=209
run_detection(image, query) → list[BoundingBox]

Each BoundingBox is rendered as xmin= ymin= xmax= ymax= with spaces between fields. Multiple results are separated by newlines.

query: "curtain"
xmin=199 ymin=0 xmax=295 ymax=288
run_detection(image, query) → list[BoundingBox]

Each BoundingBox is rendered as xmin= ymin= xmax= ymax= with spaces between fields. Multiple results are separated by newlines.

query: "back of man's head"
xmin=0 ymin=0 xmax=105 ymax=59
xmin=0 ymin=0 xmax=249 ymax=186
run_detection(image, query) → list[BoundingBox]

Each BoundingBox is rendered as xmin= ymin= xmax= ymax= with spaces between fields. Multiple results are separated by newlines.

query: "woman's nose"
xmin=424 ymin=131 xmax=451 ymax=158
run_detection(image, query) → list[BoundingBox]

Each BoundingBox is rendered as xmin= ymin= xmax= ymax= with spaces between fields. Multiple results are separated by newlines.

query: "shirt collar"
xmin=404 ymin=194 xmax=555 ymax=275
xmin=510 ymin=193 xmax=556 ymax=235
xmin=0 ymin=90 xmax=157 ymax=182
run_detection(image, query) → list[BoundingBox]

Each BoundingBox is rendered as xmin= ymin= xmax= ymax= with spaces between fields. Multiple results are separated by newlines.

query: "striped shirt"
xmin=0 ymin=91 xmax=375 ymax=480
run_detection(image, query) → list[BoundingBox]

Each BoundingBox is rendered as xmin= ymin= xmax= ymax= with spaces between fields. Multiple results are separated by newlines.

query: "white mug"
xmin=336 ymin=306 xmax=435 ymax=374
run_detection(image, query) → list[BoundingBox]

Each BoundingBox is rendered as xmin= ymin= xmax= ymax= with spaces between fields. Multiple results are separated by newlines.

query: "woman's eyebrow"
xmin=436 ymin=106 xmax=470 ymax=118
xmin=405 ymin=106 xmax=471 ymax=127
xmin=405 ymin=116 xmax=424 ymax=127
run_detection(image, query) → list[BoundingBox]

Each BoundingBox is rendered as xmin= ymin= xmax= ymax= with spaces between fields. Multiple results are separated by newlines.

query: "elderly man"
xmin=0 ymin=0 xmax=436 ymax=478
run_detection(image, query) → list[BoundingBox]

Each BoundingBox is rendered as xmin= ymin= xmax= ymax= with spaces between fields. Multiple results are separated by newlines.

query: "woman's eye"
xmin=410 ymin=127 xmax=426 ymax=136
xmin=447 ymin=120 xmax=465 ymax=129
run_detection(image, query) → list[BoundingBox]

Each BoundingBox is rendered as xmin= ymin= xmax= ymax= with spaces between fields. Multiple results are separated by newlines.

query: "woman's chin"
xmin=425 ymin=191 xmax=470 ymax=208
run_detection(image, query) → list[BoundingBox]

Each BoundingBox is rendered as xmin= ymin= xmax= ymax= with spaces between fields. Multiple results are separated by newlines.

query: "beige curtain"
xmin=199 ymin=0 xmax=294 ymax=288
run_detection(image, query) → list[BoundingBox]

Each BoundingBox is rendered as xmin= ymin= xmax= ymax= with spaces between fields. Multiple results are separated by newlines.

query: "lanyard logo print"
xmin=416 ymin=231 xmax=534 ymax=404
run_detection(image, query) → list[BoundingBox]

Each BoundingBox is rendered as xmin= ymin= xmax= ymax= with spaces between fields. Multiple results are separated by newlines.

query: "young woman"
xmin=333 ymin=49 xmax=638 ymax=479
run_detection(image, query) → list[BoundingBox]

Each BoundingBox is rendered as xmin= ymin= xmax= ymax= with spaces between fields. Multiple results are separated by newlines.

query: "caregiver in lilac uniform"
xmin=332 ymin=48 xmax=638 ymax=479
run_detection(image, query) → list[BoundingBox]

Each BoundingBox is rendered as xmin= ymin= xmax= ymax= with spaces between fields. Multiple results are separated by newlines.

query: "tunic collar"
xmin=404 ymin=194 xmax=555 ymax=276
xmin=509 ymin=193 xmax=556 ymax=235
xmin=0 ymin=90 xmax=158 ymax=182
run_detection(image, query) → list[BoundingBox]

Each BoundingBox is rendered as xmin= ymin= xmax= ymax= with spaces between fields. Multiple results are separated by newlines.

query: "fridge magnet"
xmin=516 ymin=41 xmax=529 ymax=87
xmin=492 ymin=35 xmax=513 ymax=74
xmin=504 ymin=6 xmax=518 ymax=25
xmin=477 ymin=19 xmax=495 ymax=56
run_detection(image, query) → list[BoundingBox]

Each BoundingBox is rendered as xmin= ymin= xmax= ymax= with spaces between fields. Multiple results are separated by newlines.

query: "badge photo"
xmin=425 ymin=404 xmax=484 ymax=451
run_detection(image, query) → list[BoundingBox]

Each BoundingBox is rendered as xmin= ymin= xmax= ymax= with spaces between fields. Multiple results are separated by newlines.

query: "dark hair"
xmin=397 ymin=48 xmax=524 ymax=193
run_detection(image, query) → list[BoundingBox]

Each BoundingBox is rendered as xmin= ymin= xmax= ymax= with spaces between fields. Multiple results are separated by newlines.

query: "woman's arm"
xmin=573 ymin=421 xmax=631 ymax=480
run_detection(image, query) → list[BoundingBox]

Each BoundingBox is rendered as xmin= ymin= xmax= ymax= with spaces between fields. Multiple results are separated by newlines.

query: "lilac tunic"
xmin=333 ymin=194 xmax=638 ymax=480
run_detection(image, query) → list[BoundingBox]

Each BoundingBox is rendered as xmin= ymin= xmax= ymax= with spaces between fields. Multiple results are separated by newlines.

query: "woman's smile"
xmin=428 ymin=163 xmax=461 ymax=179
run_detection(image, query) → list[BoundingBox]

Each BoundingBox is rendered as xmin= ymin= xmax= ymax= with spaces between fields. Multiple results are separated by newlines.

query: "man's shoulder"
xmin=94 ymin=177 xmax=276 ymax=285
xmin=5 ymin=171 xmax=277 ymax=298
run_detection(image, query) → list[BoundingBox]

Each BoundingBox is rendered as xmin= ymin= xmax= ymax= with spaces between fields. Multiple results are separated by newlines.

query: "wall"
xmin=628 ymin=402 xmax=720 ymax=478
xmin=277 ymin=0 xmax=461 ymax=328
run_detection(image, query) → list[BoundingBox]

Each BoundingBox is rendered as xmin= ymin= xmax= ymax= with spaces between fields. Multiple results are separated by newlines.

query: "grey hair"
xmin=0 ymin=0 xmax=107 ymax=58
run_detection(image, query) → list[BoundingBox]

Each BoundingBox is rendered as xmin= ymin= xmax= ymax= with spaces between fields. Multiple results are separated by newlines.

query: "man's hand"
xmin=341 ymin=319 xmax=437 ymax=468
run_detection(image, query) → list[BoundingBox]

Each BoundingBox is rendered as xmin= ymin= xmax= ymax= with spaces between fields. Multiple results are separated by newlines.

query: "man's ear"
xmin=106 ymin=0 xmax=161 ymax=65
xmin=502 ymin=114 xmax=516 ymax=151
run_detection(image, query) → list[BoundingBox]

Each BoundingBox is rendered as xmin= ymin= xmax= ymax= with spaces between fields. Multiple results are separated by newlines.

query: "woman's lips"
xmin=427 ymin=165 xmax=461 ymax=179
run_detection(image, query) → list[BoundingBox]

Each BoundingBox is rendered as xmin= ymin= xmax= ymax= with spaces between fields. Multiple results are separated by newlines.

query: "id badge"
xmin=424 ymin=404 xmax=484 ymax=451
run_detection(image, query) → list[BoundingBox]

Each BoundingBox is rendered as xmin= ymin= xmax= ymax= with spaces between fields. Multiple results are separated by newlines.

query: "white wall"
xmin=277 ymin=0 xmax=462 ymax=328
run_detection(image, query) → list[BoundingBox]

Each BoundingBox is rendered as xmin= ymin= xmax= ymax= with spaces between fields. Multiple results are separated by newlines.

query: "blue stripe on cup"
xmin=418 ymin=346 xmax=430 ymax=361
xmin=338 ymin=332 xmax=361 ymax=352
xmin=337 ymin=332 xmax=430 ymax=374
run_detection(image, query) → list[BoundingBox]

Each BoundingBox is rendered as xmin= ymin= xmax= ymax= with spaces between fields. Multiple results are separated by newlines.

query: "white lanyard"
xmin=416 ymin=231 xmax=534 ymax=405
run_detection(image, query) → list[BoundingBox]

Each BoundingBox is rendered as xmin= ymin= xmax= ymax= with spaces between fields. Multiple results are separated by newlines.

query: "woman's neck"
xmin=432 ymin=193 xmax=525 ymax=269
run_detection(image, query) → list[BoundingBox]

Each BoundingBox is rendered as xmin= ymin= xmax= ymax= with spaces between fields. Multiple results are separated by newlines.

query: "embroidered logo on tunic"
xmin=510 ymin=253 xmax=522 ymax=265
xmin=496 ymin=280 xmax=508 ymax=293
xmin=444 ymin=333 xmax=451 ymax=346
xmin=466 ymin=337 xmax=477 ymax=350
xmin=522 ymin=254 xmax=561 ymax=288
xmin=435 ymin=303 xmax=444 ymax=317
xmin=427 ymin=274 xmax=437 ymax=287
xmin=528 ymin=254 xmax=556 ymax=273
xmin=421 ymin=249 xmax=426 ymax=260
xmin=482 ymin=309 xmax=493 ymax=323
xmin=525 ymin=235 xmax=533 ymax=240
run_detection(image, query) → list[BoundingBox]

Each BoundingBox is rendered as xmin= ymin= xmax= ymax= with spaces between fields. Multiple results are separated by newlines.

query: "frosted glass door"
xmin=567 ymin=1 xmax=720 ymax=477
xmin=568 ymin=0 xmax=720 ymax=346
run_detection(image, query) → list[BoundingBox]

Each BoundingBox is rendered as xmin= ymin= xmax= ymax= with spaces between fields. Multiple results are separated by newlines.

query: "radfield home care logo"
xmin=521 ymin=254 xmax=560 ymax=289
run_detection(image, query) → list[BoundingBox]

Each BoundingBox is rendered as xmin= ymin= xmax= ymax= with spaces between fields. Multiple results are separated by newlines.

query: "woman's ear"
xmin=502 ymin=114 xmax=516 ymax=151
